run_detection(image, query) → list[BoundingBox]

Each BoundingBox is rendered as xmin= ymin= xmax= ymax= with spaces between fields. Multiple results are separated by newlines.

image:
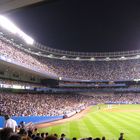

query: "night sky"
xmin=4 ymin=0 xmax=140 ymax=52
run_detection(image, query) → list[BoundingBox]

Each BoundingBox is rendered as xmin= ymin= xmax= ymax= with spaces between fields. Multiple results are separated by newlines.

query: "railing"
xmin=1 ymin=32 xmax=140 ymax=60
xmin=35 ymin=42 xmax=140 ymax=58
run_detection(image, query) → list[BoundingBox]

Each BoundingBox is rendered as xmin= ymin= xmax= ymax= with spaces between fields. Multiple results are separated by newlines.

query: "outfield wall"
xmin=0 ymin=116 xmax=63 ymax=128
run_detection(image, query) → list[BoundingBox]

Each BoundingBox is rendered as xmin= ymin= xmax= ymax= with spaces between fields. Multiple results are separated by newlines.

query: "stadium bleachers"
xmin=0 ymin=38 xmax=140 ymax=81
xmin=0 ymin=30 xmax=139 ymax=140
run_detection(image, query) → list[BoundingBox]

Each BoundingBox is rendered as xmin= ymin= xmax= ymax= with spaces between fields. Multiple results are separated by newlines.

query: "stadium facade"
xmin=0 ymin=16 xmax=140 ymax=93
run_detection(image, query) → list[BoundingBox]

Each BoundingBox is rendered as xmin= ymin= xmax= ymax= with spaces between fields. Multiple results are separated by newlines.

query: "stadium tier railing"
xmin=36 ymin=42 xmax=140 ymax=58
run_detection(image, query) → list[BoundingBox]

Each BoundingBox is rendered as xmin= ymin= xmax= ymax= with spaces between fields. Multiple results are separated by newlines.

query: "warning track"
xmin=35 ymin=106 xmax=92 ymax=128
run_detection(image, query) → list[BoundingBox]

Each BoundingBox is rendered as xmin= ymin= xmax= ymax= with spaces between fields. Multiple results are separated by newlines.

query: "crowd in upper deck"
xmin=0 ymin=39 xmax=140 ymax=81
xmin=0 ymin=40 xmax=56 ymax=76
xmin=39 ymin=58 xmax=140 ymax=81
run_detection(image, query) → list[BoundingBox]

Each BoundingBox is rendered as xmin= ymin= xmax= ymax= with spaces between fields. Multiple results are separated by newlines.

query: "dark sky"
xmin=4 ymin=0 xmax=140 ymax=52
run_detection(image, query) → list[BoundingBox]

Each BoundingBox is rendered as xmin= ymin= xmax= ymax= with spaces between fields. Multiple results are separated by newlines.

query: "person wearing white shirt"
xmin=4 ymin=115 xmax=17 ymax=132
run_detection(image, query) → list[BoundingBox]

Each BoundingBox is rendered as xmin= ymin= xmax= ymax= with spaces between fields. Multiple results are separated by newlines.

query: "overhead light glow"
xmin=105 ymin=57 xmax=110 ymax=61
xmin=59 ymin=77 xmax=62 ymax=80
xmin=18 ymin=30 xmax=34 ymax=45
xmin=61 ymin=56 xmax=66 ymax=59
xmin=0 ymin=15 xmax=19 ymax=33
xmin=120 ymin=56 xmax=125 ymax=60
xmin=0 ymin=15 xmax=34 ymax=45
xmin=76 ymin=57 xmax=80 ymax=60
xmin=90 ymin=57 xmax=95 ymax=61
xmin=48 ymin=54 xmax=53 ymax=58
xmin=136 ymin=55 xmax=140 ymax=58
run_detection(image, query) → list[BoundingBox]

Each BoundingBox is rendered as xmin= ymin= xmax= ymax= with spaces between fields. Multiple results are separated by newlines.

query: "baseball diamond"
xmin=38 ymin=104 xmax=140 ymax=140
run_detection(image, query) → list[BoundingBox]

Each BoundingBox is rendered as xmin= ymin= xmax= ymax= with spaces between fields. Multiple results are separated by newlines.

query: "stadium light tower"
xmin=0 ymin=15 xmax=34 ymax=45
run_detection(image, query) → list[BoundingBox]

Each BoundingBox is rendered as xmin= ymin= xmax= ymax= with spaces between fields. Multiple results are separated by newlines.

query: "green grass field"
xmin=39 ymin=104 xmax=140 ymax=140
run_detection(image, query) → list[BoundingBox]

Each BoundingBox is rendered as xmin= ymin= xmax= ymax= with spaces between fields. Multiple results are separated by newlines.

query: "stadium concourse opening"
xmin=1 ymin=4 xmax=140 ymax=140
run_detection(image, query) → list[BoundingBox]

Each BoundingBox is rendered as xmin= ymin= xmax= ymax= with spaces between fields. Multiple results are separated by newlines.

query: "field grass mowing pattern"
xmin=39 ymin=105 xmax=140 ymax=140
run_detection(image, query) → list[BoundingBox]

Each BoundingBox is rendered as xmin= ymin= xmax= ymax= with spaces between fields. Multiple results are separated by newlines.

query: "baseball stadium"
xmin=0 ymin=1 xmax=140 ymax=140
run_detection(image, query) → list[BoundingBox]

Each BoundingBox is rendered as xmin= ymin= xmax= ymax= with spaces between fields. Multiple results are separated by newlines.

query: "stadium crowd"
xmin=0 ymin=126 xmax=124 ymax=140
xmin=0 ymin=92 xmax=92 ymax=116
xmin=0 ymin=40 xmax=56 ymax=76
xmin=0 ymin=92 xmax=140 ymax=117
xmin=0 ymin=39 xmax=140 ymax=81
xmin=38 ymin=58 xmax=140 ymax=81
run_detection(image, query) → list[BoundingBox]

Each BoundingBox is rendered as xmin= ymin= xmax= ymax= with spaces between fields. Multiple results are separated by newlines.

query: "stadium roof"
xmin=0 ymin=0 xmax=44 ymax=13
xmin=2 ymin=0 xmax=140 ymax=53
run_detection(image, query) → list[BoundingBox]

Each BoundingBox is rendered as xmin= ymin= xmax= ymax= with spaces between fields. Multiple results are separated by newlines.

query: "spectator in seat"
xmin=33 ymin=128 xmax=39 ymax=135
xmin=102 ymin=136 xmax=106 ymax=140
xmin=0 ymin=127 xmax=13 ymax=140
xmin=45 ymin=135 xmax=57 ymax=140
xmin=9 ymin=134 xmax=21 ymax=140
xmin=4 ymin=115 xmax=17 ymax=133
xmin=118 ymin=133 xmax=124 ymax=140
xmin=60 ymin=134 xmax=66 ymax=140
xmin=72 ymin=137 xmax=77 ymax=140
